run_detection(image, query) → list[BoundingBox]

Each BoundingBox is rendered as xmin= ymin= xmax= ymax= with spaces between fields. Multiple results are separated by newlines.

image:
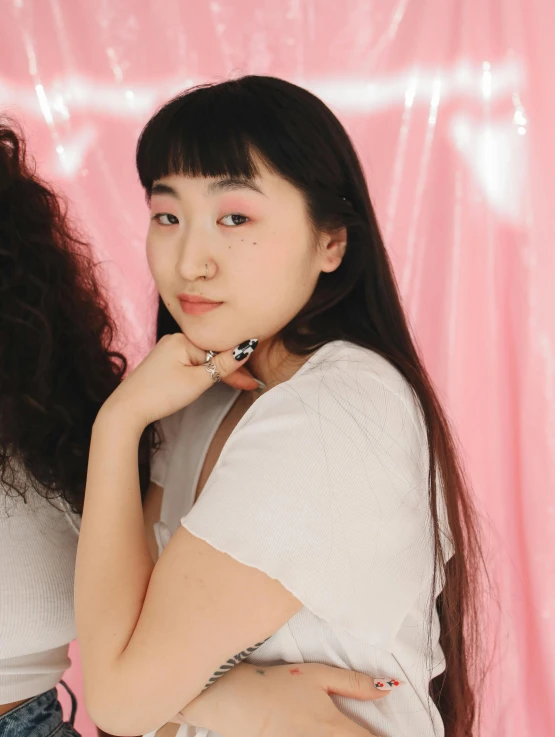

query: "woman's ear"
xmin=319 ymin=226 xmax=348 ymax=273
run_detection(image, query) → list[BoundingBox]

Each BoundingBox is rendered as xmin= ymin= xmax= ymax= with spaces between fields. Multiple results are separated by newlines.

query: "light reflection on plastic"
xmin=35 ymin=84 xmax=54 ymax=125
xmin=482 ymin=60 xmax=492 ymax=99
xmin=428 ymin=78 xmax=441 ymax=125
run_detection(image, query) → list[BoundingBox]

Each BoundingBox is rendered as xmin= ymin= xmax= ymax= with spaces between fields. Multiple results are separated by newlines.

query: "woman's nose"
xmin=175 ymin=230 xmax=211 ymax=282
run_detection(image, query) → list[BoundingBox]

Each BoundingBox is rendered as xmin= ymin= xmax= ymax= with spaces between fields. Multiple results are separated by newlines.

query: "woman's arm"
xmin=141 ymin=485 xmax=399 ymax=737
xmin=76 ymin=412 xmax=302 ymax=735
xmin=171 ymin=662 xmax=395 ymax=737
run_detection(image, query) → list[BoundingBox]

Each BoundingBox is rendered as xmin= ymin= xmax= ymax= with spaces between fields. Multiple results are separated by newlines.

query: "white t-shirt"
xmin=150 ymin=341 xmax=454 ymax=737
xmin=0 ymin=466 xmax=80 ymax=703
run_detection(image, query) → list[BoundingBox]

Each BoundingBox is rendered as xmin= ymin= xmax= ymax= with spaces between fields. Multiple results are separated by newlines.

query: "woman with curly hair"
xmin=0 ymin=119 xmax=395 ymax=737
xmin=0 ymin=117 xmax=143 ymax=735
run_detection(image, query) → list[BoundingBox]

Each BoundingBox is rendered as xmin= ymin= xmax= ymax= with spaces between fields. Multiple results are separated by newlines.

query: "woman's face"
xmin=146 ymin=161 xmax=345 ymax=352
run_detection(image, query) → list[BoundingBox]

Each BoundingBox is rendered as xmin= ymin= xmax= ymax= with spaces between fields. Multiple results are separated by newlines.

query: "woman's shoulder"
xmin=269 ymin=340 xmax=422 ymax=425
xmin=302 ymin=340 xmax=412 ymax=387
xmin=228 ymin=341 xmax=428 ymax=469
xmin=0 ymin=459 xmax=81 ymax=533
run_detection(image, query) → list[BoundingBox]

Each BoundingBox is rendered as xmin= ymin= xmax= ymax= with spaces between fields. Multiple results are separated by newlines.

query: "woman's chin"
xmin=178 ymin=312 xmax=272 ymax=353
xmin=180 ymin=322 xmax=244 ymax=353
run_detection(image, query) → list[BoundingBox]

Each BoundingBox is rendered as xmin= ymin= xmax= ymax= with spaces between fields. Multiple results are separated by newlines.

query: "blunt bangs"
xmin=136 ymin=83 xmax=271 ymax=194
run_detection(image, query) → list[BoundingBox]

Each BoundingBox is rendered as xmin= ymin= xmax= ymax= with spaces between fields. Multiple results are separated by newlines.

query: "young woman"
xmin=0 ymin=118 xmax=392 ymax=737
xmin=74 ymin=76 xmax=483 ymax=737
xmin=0 ymin=118 xmax=133 ymax=737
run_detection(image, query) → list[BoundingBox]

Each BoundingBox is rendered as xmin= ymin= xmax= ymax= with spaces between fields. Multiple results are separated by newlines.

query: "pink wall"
xmin=2 ymin=2 xmax=554 ymax=735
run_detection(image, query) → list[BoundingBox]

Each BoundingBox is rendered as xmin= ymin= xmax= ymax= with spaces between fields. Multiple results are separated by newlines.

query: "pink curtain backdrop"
xmin=2 ymin=1 xmax=553 ymax=735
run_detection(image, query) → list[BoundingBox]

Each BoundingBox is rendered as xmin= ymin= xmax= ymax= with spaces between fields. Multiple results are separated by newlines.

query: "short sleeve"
xmin=181 ymin=354 xmax=449 ymax=646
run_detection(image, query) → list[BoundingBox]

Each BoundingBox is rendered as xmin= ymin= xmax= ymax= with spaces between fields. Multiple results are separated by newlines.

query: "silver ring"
xmin=203 ymin=358 xmax=221 ymax=384
xmin=205 ymin=350 xmax=217 ymax=362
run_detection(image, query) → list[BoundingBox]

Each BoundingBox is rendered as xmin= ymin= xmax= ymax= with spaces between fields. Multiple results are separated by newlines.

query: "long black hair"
xmin=136 ymin=76 xmax=485 ymax=737
xmin=0 ymin=119 xmax=150 ymax=513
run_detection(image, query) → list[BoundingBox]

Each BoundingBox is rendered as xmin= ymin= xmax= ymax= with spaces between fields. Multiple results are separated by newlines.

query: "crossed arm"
xmin=142 ymin=483 xmax=269 ymax=695
xmin=74 ymin=414 xmax=303 ymax=736
xmin=96 ymin=482 xmax=269 ymax=737
xmin=92 ymin=457 xmax=395 ymax=737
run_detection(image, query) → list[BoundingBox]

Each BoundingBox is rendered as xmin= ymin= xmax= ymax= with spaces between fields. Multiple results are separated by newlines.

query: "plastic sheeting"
xmin=1 ymin=1 xmax=553 ymax=735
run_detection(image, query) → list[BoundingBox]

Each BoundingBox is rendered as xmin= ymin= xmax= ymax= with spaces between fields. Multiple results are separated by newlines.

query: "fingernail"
xmin=253 ymin=378 xmax=267 ymax=390
xmin=373 ymin=678 xmax=402 ymax=691
xmin=233 ymin=339 xmax=259 ymax=361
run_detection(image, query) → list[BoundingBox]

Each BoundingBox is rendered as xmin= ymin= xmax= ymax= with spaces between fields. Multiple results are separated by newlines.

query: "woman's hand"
xmin=171 ymin=662 xmax=401 ymax=737
xmin=100 ymin=334 xmax=259 ymax=430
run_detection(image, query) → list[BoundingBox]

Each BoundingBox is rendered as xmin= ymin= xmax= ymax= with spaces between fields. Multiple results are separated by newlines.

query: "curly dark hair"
xmin=0 ymin=118 xmax=150 ymax=514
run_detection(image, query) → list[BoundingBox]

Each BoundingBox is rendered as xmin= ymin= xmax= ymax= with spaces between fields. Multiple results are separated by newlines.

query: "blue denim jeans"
xmin=0 ymin=681 xmax=80 ymax=737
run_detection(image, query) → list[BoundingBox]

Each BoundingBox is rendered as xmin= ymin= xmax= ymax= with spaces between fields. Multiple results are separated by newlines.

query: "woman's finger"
xmin=304 ymin=663 xmax=401 ymax=701
xmin=196 ymin=339 xmax=259 ymax=387
xmin=188 ymin=341 xmax=260 ymax=390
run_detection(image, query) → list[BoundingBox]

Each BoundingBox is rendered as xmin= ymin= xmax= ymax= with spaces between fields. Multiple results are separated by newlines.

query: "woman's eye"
xmin=152 ymin=213 xmax=179 ymax=226
xmin=220 ymin=213 xmax=249 ymax=227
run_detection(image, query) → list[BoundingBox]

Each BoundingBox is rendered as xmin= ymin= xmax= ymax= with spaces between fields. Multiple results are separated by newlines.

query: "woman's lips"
xmin=178 ymin=296 xmax=223 ymax=316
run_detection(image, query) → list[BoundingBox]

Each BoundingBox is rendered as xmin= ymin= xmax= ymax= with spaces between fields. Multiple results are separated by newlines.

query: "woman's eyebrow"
xmin=149 ymin=178 xmax=266 ymax=202
xmin=150 ymin=182 xmax=179 ymax=198
xmin=207 ymin=178 xmax=265 ymax=196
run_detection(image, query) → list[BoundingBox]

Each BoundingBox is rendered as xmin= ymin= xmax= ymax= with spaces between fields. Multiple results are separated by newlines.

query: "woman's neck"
xmin=246 ymin=339 xmax=313 ymax=395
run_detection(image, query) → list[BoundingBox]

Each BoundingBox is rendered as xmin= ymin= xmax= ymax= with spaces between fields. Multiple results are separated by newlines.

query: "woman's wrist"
xmin=175 ymin=663 xmax=259 ymax=731
xmin=94 ymin=400 xmax=147 ymax=441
